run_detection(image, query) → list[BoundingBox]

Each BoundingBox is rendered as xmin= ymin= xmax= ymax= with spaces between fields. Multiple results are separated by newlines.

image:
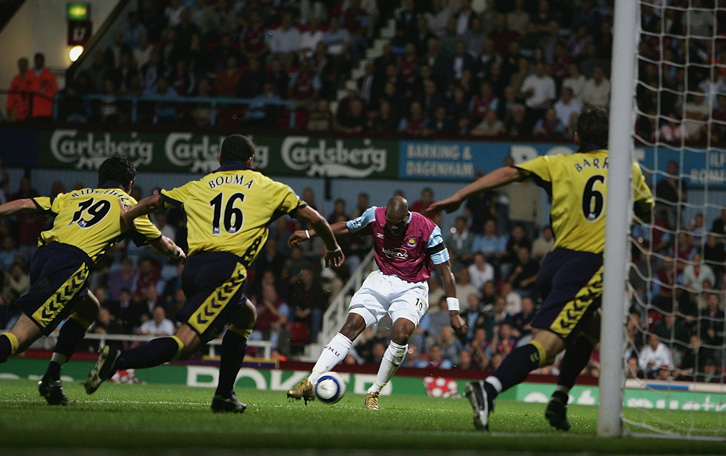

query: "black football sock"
xmin=44 ymin=317 xmax=89 ymax=381
xmin=555 ymin=336 xmax=595 ymax=393
xmin=215 ymin=329 xmax=248 ymax=398
xmin=116 ymin=337 xmax=182 ymax=370
xmin=486 ymin=342 xmax=543 ymax=399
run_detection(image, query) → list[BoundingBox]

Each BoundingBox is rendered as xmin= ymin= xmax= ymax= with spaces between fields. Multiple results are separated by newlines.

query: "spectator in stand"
xmin=468 ymin=251 xmax=494 ymax=291
xmin=411 ymin=187 xmax=434 ymax=215
xmin=307 ymin=99 xmax=333 ymax=132
xmin=448 ymin=41 xmax=476 ymax=84
xmin=239 ymin=9 xmax=269 ymax=61
xmin=510 ymin=295 xmax=535 ymax=342
xmin=473 ymin=219 xmax=507 ymax=267
xmin=236 ymin=56 xmax=267 ymax=99
xmin=398 ymin=99 xmax=428 ymax=136
xmin=563 ymin=63 xmax=587 ymax=104
xmin=6 ymin=57 xmax=33 ymax=121
xmin=682 ymin=252 xmax=715 ymax=296
xmin=357 ymin=61 xmax=377 ymax=106
xmin=268 ymin=10 xmax=301 ymax=68
xmin=342 ymin=0 xmax=371 ymax=63
xmin=710 ymin=209 xmax=726 ymax=237
xmin=676 ymin=334 xmax=711 ymax=381
xmin=703 ymin=232 xmax=726 ymax=280
xmin=655 ymin=161 xmax=688 ymax=231
xmin=520 ymin=62 xmax=556 ymax=130
xmin=322 ymin=16 xmax=352 ymax=75
xmin=244 ymin=81 xmax=284 ymax=128
xmin=253 ymin=283 xmax=290 ymax=337
xmin=164 ymin=0 xmax=185 ymax=28
xmin=336 ymin=98 xmax=367 ymax=134
xmin=165 ymin=58 xmax=195 ymax=96
xmin=462 ymin=16 xmax=487 ymax=59
xmin=122 ymin=11 xmax=147 ymax=51
xmin=454 ymin=267 xmax=480 ymax=312
xmin=497 ymin=281 xmax=520 ymax=316
xmin=488 ymin=13 xmax=520 ymax=57
xmin=425 ymin=0 xmax=450 ymax=38
xmin=638 ymin=334 xmax=673 ymax=379
xmin=139 ymin=49 xmax=164 ymax=91
xmin=490 ymin=321 xmax=516 ymax=358
xmin=653 ymin=314 xmax=689 ymax=359
xmin=533 ymin=108 xmax=566 ymax=138
xmin=553 ymin=87 xmax=582 ymax=131
xmin=137 ymin=306 xmax=175 ymax=337
xmin=287 ymin=57 xmax=321 ymax=104
xmin=531 ymin=226 xmax=554 ymax=261
xmin=143 ymin=76 xmax=179 ymax=124
xmin=700 ymin=292 xmax=725 ymax=347
xmin=426 ymin=344 xmax=453 ymax=369
xmin=470 ymin=81 xmax=499 ymax=123
xmin=89 ymin=307 xmax=126 ymax=350
xmin=471 ymin=110 xmax=505 ymax=137
xmin=28 ymin=53 xmax=58 ymax=120
xmin=299 ymin=18 xmax=324 ymax=60
xmin=288 ymin=266 xmax=328 ymax=342
xmin=507 ymin=245 xmax=539 ymax=298
xmin=581 ymin=65 xmax=610 ymax=108
xmin=444 ymin=216 xmax=474 ymax=268
xmin=214 ymin=56 xmax=242 ymax=97
xmin=396 ymin=0 xmax=419 ymax=42
xmin=424 ymin=105 xmax=456 ymax=136
xmin=711 ymin=94 xmax=726 ymax=143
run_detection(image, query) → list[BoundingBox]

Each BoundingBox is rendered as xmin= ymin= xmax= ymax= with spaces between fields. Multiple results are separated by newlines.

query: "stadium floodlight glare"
xmin=69 ymin=45 xmax=83 ymax=62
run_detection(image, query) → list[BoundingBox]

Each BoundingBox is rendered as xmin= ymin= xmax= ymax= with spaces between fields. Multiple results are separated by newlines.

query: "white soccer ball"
xmin=314 ymin=372 xmax=346 ymax=404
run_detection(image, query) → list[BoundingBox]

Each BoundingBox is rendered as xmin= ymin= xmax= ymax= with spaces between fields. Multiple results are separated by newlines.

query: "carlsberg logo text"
xmin=166 ymin=133 xmax=269 ymax=173
xmin=50 ymin=130 xmax=153 ymax=169
xmin=281 ymin=136 xmax=387 ymax=177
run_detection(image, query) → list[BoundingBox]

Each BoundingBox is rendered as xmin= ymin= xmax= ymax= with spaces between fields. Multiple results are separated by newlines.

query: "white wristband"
xmin=446 ymin=297 xmax=460 ymax=312
xmin=305 ymin=230 xmax=310 ymax=239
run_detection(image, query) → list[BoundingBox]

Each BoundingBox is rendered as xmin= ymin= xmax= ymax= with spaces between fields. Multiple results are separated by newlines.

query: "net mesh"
xmin=625 ymin=0 xmax=726 ymax=438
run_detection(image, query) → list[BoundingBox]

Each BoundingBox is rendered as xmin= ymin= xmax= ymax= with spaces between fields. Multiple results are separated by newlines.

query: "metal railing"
xmin=53 ymin=93 xmax=301 ymax=128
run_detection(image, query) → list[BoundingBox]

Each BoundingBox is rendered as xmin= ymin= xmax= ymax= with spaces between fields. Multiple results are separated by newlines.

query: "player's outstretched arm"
xmin=425 ymin=166 xmax=523 ymax=215
xmin=288 ymin=219 xmax=350 ymax=247
xmin=434 ymin=260 xmax=468 ymax=337
xmin=122 ymin=194 xmax=165 ymax=225
xmin=150 ymin=235 xmax=186 ymax=261
xmin=293 ymin=205 xmax=345 ymax=268
xmin=0 ymin=198 xmax=38 ymax=217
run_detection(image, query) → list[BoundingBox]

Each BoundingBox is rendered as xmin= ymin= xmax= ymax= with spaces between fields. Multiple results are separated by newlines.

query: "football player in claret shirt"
xmin=0 ymin=155 xmax=183 ymax=405
xmin=427 ymin=108 xmax=654 ymax=431
xmin=84 ymin=135 xmax=343 ymax=413
xmin=286 ymin=195 xmax=467 ymax=410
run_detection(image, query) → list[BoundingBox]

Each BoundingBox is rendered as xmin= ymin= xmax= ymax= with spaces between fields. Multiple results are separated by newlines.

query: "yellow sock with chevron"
xmin=0 ymin=332 xmax=19 ymax=362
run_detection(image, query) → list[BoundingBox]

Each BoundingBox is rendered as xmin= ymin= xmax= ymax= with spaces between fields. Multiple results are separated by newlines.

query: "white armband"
xmin=446 ymin=297 xmax=460 ymax=312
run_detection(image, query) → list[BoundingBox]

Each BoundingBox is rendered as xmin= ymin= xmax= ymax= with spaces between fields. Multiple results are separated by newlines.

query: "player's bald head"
xmin=220 ymin=134 xmax=255 ymax=163
xmin=386 ymin=196 xmax=409 ymax=218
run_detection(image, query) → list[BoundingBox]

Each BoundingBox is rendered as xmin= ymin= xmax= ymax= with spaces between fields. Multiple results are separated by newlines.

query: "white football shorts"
xmin=349 ymin=270 xmax=429 ymax=327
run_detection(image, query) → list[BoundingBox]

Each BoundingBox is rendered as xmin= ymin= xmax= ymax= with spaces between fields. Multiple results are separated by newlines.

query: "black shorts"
xmin=18 ymin=242 xmax=91 ymax=336
xmin=531 ymin=248 xmax=604 ymax=343
xmin=177 ymin=251 xmax=248 ymax=343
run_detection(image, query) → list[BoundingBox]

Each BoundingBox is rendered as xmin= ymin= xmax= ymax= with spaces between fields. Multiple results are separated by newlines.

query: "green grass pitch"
xmin=0 ymin=379 xmax=723 ymax=453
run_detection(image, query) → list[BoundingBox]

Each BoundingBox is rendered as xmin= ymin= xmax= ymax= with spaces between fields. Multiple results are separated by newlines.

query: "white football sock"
xmin=368 ymin=341 xmax=407 ymax=394
xmin=51 ymin=353 xmax=68 ymax=365
xmin=309 ymin=333 xmax=352 ymax=384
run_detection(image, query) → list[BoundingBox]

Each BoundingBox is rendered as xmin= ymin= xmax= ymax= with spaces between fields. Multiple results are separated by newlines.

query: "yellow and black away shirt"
xmin=516 ymin=149 xmax=653 ymax=254
xmin=161 ymin=161 xmax=304 ymax=262
xmin=32 ymin=184 xmax=162 ymax=262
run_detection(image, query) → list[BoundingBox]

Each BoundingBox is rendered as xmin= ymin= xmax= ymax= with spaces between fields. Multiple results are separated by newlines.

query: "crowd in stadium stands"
xmin=0 ymin=155 xmax=722 ymax=381
xmin=5 ymin=1 xmax=725 ymax=144
xmin=1 ymin=1 xmax=725 ymax=378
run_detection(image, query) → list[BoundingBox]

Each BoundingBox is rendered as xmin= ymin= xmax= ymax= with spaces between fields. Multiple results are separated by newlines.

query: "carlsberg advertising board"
xmin=39 ymin=129 xmax=398 ymax=178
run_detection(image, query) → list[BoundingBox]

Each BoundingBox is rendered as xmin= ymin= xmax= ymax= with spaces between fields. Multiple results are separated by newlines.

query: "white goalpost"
xmin=599 ymin=0 xmax=638 ymax=437
xmin=601 ymin=0 xmax=726 ymax=439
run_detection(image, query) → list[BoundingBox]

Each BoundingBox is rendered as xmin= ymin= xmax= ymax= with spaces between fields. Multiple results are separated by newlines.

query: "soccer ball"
xmin=314 ymin=372 xmax=346 ymax=404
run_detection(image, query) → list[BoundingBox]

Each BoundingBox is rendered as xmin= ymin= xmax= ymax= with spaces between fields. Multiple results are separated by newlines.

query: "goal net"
xmin=616 ymin=0 xmax=726 ymax=438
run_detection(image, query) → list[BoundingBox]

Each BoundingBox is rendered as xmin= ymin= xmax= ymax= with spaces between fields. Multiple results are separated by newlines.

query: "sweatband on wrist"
xmin=446 ymin=297 xmax=460 ymax=311
xmin=305 ymin=230 xmax=310 ymax=239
